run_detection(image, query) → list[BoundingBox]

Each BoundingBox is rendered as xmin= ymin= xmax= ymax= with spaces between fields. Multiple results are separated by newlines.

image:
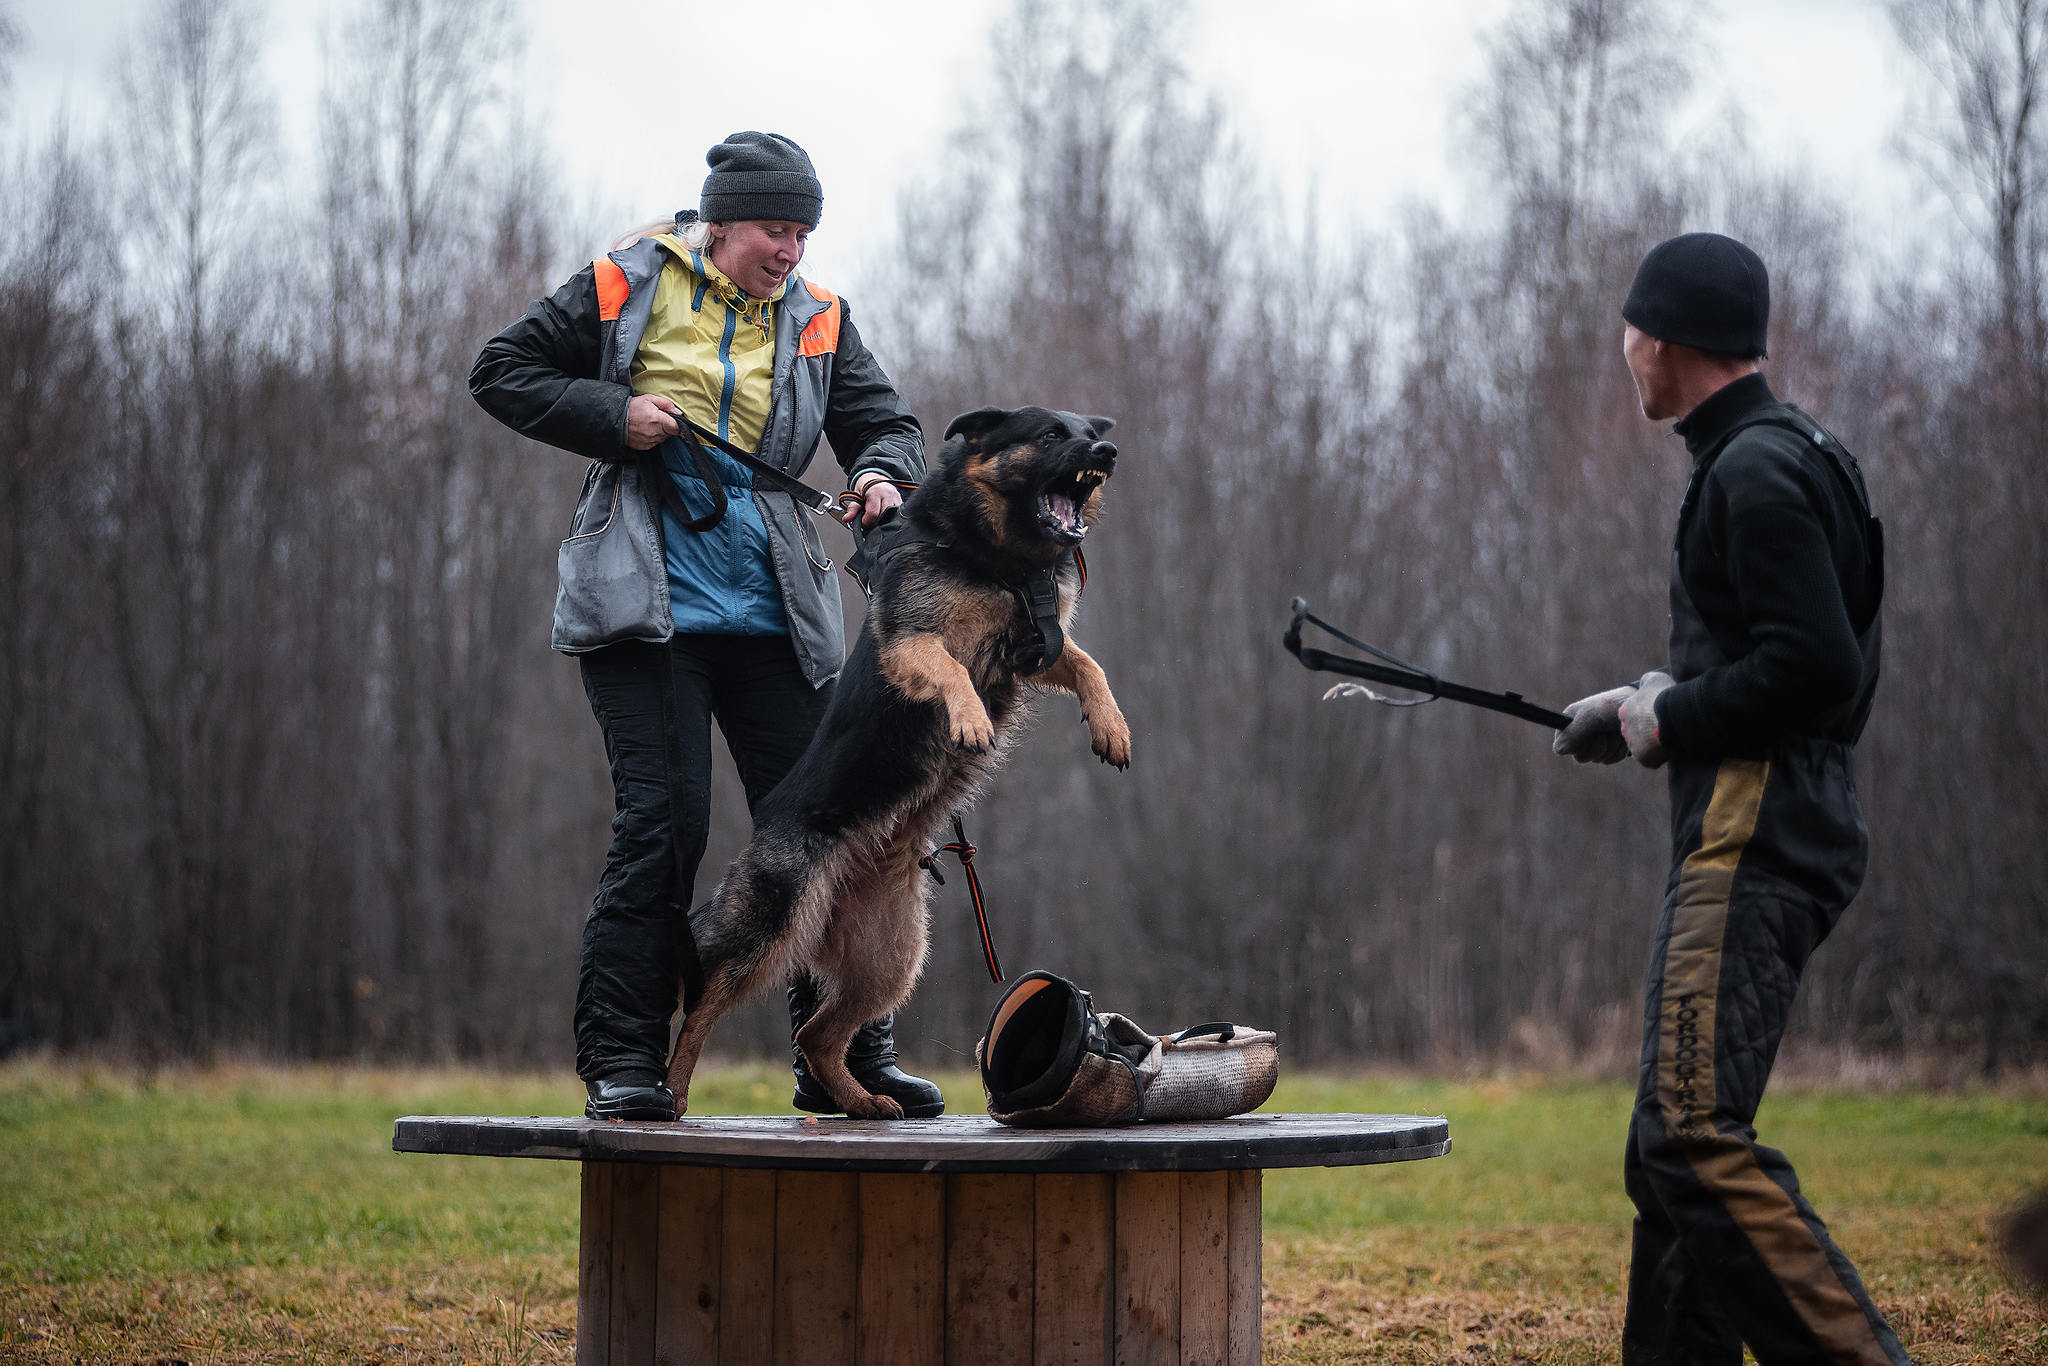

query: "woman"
xmin=470 ymin=131 xmax=942 ymax=1122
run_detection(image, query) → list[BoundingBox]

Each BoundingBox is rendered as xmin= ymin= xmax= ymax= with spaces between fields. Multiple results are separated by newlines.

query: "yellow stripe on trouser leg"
xmin=1660 ymin=757 xmax=1892 ymax=1365
xmin=1656 ymin=758 xmax=1766 ymax=1142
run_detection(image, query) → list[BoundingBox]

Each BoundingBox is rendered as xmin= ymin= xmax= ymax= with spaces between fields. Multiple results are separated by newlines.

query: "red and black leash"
xmin=918 ymin=817 xmax=1003 ymax=983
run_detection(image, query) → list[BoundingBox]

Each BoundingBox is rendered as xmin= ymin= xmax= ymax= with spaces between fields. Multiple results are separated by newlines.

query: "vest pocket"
xmin=562 ymin=478 xmax=620 ymax=542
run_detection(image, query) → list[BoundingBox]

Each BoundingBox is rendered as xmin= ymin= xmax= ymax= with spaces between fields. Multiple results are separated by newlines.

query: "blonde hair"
xmin=610 ymin=216 xmax=719 ymax=253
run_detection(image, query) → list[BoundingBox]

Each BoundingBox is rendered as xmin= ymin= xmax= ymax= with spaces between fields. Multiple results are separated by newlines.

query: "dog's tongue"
xmin=1049 ymin=493 xmax=1077 ymax=527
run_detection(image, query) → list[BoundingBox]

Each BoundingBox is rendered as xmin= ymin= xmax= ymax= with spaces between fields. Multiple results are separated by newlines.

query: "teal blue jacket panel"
xmin=657 ymin=435 xmax=790 ymax=636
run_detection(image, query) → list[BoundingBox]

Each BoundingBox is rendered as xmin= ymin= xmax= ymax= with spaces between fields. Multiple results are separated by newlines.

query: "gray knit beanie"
xmin=696 ymin=132 xmax=823 ymax=228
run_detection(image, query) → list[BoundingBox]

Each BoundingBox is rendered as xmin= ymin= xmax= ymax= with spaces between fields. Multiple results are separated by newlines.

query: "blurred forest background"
xmin=2 ymin=0 xmax=2043 ymax=1074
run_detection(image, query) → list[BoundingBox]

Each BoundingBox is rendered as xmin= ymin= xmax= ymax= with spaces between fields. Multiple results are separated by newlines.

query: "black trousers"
xmin=1623 ymin=741 xmax=1909 ymax=1366
xmin=574 ymin=634 xmax=831 ymax=1080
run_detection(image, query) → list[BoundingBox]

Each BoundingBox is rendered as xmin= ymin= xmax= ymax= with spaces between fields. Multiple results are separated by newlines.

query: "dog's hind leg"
xmin=799 ymin=846 xmax=934 ymax=1119
xmin=664 ymin=842 xmax=841 ymax=1114
xmin=663 ymin=966 xmax=743 ymax=1116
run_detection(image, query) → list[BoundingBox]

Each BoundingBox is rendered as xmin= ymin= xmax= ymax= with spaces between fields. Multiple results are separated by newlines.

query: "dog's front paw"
xmin=845 ymin=1092 xmax=906 ymax=1120
xmin=1088 ymin=712 xmax=1132 ymax=770
xmin=950 ymin=706 xmax=996 ymax=752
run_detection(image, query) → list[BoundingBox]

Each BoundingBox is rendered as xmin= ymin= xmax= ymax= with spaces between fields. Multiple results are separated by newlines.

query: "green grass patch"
xmin=0 ymin=1059 xmax=939 ymax=1285
xmin=1257 ymin=1072 xmax=2048 ymax=1234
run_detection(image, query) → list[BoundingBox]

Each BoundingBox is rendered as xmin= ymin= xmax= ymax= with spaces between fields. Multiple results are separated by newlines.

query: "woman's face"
xmin=709 ymin=220 xmax=810 ymax=297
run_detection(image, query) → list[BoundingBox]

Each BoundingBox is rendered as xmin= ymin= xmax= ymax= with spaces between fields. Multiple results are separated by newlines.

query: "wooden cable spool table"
xmin=393 ymin=1111 xmax=1451 ymax=1366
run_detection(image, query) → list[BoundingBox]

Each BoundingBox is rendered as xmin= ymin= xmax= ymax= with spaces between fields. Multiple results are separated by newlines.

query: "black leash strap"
xmin=641 ymin=426 xmax=729 ymax=534
xmin=920 ymin=817 xmax=1003 ymax=983
xmin=1284 ymin=597 xmax=1572 ymax=730
xmin=678 ymin=416 xmax=843 ymax=518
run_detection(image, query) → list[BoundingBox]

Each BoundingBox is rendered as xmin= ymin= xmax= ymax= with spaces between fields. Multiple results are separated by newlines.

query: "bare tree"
xmin=0 ymin=5 xmax=23 ymax=126
xmin=1891 ymin=0 xmax=2048 ymax=344
xmin=84 ymin=0 xmax=285 ymax=1053
xmin=117 ymin=0 xmax=274 ymax=367
xmin=1473 ymin=0 xmax=1693 ymax=285
xmin=316 ymin=0 xmax=584 ymax=1058
xmin=0 ymin=130 xmax=104 ymax=1048
xmin=1885 ymin=0 xmax=2048 ymax=1071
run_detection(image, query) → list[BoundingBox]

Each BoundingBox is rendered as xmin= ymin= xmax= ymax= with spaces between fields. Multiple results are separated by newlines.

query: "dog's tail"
xmin=685 ymin=821 xmax=843 ymax=986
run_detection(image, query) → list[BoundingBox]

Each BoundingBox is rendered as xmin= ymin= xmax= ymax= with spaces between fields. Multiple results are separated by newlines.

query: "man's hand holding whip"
xmin=1552 ymin=671 xmax=1674 ymax=769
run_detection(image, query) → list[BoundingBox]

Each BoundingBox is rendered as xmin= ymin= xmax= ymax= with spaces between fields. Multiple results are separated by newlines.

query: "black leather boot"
xmin=584 ymin=1070 xmax=676 ymax=1122
xmin=788 ymin=975 xmax=945 ymax=1118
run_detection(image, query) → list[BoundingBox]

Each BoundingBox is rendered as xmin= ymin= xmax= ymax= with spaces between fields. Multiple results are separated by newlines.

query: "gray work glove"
xmin=1619 ymin=671 xmax=1674 ymax=769
xmin=1552 ymin=684 xmax=1636 ymax=764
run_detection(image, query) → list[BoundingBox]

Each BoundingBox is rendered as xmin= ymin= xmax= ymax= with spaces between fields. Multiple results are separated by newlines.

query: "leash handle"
xmin=920 ymin=816 xmax=1003 ymax=983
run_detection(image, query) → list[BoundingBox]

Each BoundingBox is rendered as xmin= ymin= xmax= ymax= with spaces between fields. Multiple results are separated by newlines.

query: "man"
xmin=1553 ymin=232 xmax=1908 ymax=1365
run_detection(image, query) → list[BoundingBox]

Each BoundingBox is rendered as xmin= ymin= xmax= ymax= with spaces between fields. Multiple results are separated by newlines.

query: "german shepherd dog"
xmin=665 ymin=406 xmax=1128 ymax=1119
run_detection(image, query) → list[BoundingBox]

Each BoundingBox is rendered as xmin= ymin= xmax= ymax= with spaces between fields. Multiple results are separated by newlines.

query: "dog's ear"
xmin=944 ymin=407 xmax=1014 ymax=450
xmin=1082 ymin=415 xmax=1116 ymax=438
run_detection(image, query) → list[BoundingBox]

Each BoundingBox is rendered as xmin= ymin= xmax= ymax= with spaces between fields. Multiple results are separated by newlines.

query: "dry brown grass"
xmin=1261 ymin=1208 xmax=2048 ymax=1364
xmin=7 ymin=1225 xmax=2040 ymax=1365
xmin=3 ymin=1259 xmax=578 ymax=1366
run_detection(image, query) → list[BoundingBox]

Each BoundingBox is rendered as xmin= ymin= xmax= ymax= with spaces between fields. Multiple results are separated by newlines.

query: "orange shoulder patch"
xmin=797 ymin=279 xmax=842 ymax=358
xmin=593 ymin=257 xmax=629 ymax=323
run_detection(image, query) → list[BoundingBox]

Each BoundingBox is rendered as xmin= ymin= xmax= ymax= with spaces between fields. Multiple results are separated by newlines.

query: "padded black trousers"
xmin=1623 ymin=742 xmax=1910 ymax=1366
xmin=574 ymin=635 xmax=830 ymax=1081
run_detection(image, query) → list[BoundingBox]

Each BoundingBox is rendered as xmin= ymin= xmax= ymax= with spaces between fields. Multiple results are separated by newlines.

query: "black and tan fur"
xmin=665 ymin=406 xmax=1129 ymax=1118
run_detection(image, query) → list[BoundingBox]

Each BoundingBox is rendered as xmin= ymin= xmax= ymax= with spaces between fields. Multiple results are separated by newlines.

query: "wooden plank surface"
xmin=1114 ymin=1172 xmax=1180 ymax=1366
xmin=856 ymin=1173 xmax=944 ymax=1366
xmin=773 ymin=1170 xmax=858 ymax=1366
xmin=1177 ymin=1171 xmax=1229 ymax=1366
xmin=944 ymin=1173 xmax=1033 ymax=1366
xmin=717 ymin=1169 xmax=776 ymax=1366
xmin=1225 ymin=1169 xmax=1261 ymax=1366
xmin=607 ymin=1163 xmax=660 ymax=1366
xmin=393 ymin=1113 xmax=1452 ymax=1173
xmin=1033 ymin=1172 xmax=1114 ymax=1366
xmin=653 ymin=1165 xmax=721 ymax=1366
xmin=578 ymin=1163 xmax=613 ymax=1366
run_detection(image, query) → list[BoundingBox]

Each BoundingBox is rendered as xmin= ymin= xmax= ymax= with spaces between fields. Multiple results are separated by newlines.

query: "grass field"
xmin=2 ymin=1058 xmax=2042 ymax=1364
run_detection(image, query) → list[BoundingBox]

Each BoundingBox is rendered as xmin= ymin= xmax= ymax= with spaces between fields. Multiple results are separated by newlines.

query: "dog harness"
xmin=848 ymin=511 xmax=1080 ymax=678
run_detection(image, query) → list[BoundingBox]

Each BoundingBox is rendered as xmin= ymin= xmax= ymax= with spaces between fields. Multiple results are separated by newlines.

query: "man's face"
xmin=1622 ymin=323 xmax=1677 ymax=421
xmin=710 ymin=220 xmax=810 ymax=297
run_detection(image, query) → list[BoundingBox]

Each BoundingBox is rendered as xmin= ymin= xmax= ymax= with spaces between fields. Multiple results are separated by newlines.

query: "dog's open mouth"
xmin=1038 ymin=467 xmax=1108 ymax=542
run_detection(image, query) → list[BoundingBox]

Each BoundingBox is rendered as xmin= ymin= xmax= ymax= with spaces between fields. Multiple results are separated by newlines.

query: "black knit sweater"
xmin=1653 ymin=374 xmax=1881 ymax=760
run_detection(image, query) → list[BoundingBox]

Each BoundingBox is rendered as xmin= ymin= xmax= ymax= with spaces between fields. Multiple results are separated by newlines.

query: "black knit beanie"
xmin=1622 ymin=232 xmax=1770 ymax=359
xmin=697 ymin=132 xmax=823 ymax=228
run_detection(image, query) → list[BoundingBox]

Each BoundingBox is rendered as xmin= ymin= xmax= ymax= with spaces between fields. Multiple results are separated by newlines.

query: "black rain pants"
xmin=574 ymin=634 xmax=830 ymax=1081
xmin=1623 ymin=740 xmax=1910 ymax=1366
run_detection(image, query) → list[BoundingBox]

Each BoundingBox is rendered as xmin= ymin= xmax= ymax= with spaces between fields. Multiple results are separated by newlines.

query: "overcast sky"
xmin=12 ymin=0 xmax=1936 ymax=287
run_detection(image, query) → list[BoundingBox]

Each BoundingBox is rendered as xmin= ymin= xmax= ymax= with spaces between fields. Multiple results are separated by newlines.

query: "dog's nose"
xmin=1090 ymin=441 xmax=1117 ymax=459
